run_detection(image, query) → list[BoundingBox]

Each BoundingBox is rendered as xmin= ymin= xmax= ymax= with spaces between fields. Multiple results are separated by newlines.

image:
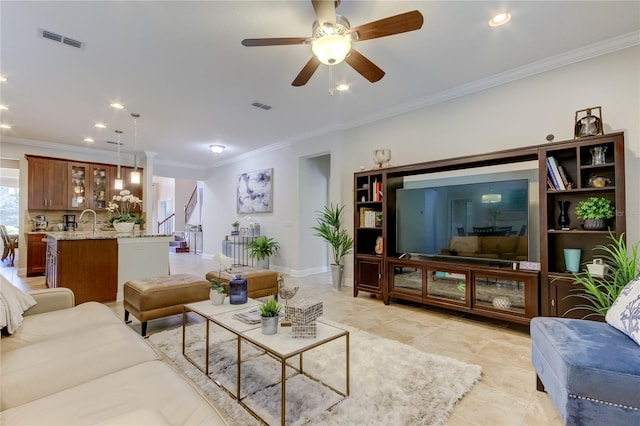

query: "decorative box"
xmin=291 ymin=322 xmax=317 ymax=339
xmin=285 ymin=300 xmax=323 ymax=324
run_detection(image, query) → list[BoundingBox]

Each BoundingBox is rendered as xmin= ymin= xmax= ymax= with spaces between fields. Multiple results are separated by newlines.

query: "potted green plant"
xmin=259 ymin=296 xmax=282 ymax=335
xmin=575 ymin=197 xmax=614 ymax=230
xmin=231 ymin=221 xmax=240 ymax=233
xmin=567 ymin=233 xmax=639 ymax=319
xmin=312 ymin=203 xmax=354 ymax=291
xmin=246 ymin=236 xmax=280 ymax=269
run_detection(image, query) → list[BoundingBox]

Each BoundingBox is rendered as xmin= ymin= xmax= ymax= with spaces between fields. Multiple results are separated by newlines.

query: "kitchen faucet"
xmin=79 ymin=209 xmax=97 ymax=233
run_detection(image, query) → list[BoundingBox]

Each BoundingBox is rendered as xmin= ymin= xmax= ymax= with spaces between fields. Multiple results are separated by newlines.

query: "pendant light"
xmin=114 ymin=130 xmax=123 ymax=190
xmin=130 ymin=113 xmax=141 ymax=184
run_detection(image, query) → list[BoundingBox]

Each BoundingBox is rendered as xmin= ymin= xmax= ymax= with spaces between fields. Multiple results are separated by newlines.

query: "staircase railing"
xmin=158 ymin=213 xmax=175 ymax=235
xmin=185 ymin=186 xmax=198 ymax=229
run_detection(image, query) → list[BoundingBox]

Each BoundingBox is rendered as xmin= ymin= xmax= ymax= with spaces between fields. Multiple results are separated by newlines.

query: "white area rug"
xmin=148 ymin=321 xmax=482 ymax=426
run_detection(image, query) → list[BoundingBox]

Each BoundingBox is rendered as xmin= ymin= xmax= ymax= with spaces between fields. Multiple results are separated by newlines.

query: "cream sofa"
xmin=1 ymin=281 xmax=227 ymax=425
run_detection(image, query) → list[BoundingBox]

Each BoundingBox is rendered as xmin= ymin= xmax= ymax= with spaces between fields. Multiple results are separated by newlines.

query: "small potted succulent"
xmin=209 ymin=280 xmax=227 ymax=305
xmin=575 ymin=197 xmax=614 ymax=230
xmin=259 ymin=296 xmax=282 ymax=335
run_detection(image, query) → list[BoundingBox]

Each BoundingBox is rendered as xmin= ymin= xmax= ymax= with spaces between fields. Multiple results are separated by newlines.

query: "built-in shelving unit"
xmin=353 ymin=132 xmax=626 ymax=323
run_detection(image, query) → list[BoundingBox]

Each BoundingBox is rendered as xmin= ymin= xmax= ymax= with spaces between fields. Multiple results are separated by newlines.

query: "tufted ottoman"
xmin=205 ymin=267 xmax=278 ymax=299
xmin=123 ymin=274 xmax=210 ymax=336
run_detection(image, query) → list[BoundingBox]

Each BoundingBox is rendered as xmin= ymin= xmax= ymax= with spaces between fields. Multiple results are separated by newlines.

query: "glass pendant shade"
xmin=130 ymin=170 xmax=141 ymax=184
xmin=114 ymin=130 xmax=123 ymax=190
xmin=114 ymin=177 xmax=123 ymax=190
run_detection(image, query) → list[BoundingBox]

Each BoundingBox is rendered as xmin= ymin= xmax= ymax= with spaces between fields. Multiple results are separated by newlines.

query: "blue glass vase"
xmin=229 ymin=275 xmax=248 ymax=304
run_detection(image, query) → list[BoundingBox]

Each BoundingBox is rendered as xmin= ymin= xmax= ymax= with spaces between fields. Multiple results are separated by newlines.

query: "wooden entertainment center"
xmin=353 ymin=133 xmax=626 ymax=324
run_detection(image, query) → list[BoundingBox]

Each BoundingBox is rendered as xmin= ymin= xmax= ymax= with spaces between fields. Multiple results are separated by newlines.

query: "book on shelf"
xmin=359 ymin=207 xmax=374 ymax=228
xmin=372 ymin=180 xmax=383 ymax=202
xmin=364 ymin=210 xmax=376 ymax=228
xmin=557 ymin=164 xmax=572 ymax=189
xmin=546 ymin=156 xmax=565 ymax=190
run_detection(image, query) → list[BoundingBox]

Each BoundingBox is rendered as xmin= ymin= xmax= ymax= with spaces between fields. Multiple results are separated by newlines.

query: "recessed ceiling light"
xmin=0 ymin=105 xmax=7 ymax=110
xmin=489 ymin=12 xmax=511 ymax=27
xmin=0 ymin=124 xmax=12 ymax=129
xmin=0 ymin=75 xmax=6 ymax=82
xmin=95 ymin=123 xmax=107 ymax=129
xmin=110 ymin=102 xmax=124 ymax=109
xmin=209 ymin=144 xmax=225 ymax=154
xmin=84 ymin=137 xmax=94 ymax=143
xmin=335 ymin=83 xmax=350 ymax=92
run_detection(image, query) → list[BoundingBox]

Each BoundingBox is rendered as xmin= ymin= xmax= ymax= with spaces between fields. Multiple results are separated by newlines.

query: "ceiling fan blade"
xmin=345 ymin=48 xmax=385 ymax=83
xmin=312 ymin=0 xmax=336 ymax=27
xmin=292 ymin=56 xmax=322 ymax=86
xmin=241 ymin=37 xmax=308 ymax=47
xmin=348 ymin=10 xmax=424 ymax=41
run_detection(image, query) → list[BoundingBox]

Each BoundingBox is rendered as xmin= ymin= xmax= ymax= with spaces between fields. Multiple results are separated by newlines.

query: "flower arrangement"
xmin=107 ymin=190 xmax=143 ymax=223
xmin=212 ymin=253 xmax=233 ymax=289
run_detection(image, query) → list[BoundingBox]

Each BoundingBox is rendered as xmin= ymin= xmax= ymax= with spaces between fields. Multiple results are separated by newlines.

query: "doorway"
xmin=299 ymin=154 xmax=330 ymax=273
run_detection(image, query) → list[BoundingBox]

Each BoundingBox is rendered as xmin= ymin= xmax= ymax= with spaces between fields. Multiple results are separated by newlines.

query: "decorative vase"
xmin=229 ymin=275 xmax=248 ymax=304
xmin=563 ymin=248 xmax=581 ymax=273
xmin=558 ymin=201 xmax=571 ymax=229
xmin=583 ymin=218 xmax=605 ymax=230
xmin=261 ymin=316 xmax=278 ymax=335
xmin=331 ymin=264 xmax=344 ymax=291
xmin=113 ymin=222 xmax=134 ymax=233
xmin=210 ymin=289 xmax=225 ymax=305
xmin=590 ymin=146 xmax=607 ymax=165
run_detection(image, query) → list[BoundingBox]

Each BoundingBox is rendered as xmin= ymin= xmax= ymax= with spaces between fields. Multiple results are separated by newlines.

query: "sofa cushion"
xmin=1 ymin=361 xmax=227 ymax=425
xmin=1 ymin=322 xmax=159 ymax=409
xmin=480 ymin=236 xmax=518 ymax=255
xmin=1 ymin=301 xmax=121 ymax=353
xmin=606 ymin=277 xmax=640 ymax=346
xmin=449 ymin=236 xmax=479 ymax=254
xmin=0 ymin=277 xmax=37 ymax=334
xmin=530 ymin=317 xmax=640 ymax=410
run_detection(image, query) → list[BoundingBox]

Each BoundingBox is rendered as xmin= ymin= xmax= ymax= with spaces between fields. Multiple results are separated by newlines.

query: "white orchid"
xmin=106 ymin=190 xmax=142 ymax=223
xmin=213 ymin=253 xmax=233 ymax=271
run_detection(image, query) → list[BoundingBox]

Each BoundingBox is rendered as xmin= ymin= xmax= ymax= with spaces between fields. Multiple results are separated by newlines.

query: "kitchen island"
xmin=46 ymin=231 xmax=173 ymax=304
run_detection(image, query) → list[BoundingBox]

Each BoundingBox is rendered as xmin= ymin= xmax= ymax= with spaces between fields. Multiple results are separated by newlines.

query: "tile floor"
xmin=1 ymin=251 xmax=563 ymax=425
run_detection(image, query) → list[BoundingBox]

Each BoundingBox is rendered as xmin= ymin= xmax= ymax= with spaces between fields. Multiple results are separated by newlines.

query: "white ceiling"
xmin=1 ymin=1 xmax=639 ymax=169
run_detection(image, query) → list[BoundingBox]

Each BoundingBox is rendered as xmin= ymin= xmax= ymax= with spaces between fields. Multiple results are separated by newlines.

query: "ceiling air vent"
xmin=251 ymin=102 xmax=272 ymax=111
xmin=39 ymin=28 xmax=83 ymax=49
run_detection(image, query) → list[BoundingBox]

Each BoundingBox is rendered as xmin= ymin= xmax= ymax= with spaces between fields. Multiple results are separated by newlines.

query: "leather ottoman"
xmin=123 ymin=274 xmax=210 ymax=336
xmin=205 ymin=267 xmax=278 ymax=299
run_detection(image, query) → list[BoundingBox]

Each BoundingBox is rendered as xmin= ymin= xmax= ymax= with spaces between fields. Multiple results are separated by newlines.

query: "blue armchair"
xmin=531 ymin=316 xmax=640 ymax=425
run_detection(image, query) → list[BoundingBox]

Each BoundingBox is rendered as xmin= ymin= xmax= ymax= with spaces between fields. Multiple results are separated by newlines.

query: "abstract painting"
xmin=237 ymin=168 xmax=273 ymax=213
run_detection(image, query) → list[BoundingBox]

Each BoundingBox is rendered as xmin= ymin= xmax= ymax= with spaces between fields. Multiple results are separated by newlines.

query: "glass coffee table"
xmin=183 ymin=299 xmax=349 ymax=426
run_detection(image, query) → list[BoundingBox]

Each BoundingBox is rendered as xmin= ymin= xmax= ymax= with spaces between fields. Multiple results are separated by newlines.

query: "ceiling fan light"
xmin=312 ymin=35 xmax=351 ymax=65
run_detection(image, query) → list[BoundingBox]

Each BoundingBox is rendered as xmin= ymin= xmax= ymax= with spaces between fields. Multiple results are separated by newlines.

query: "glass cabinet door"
xmin=389 ymin=263 xmax=423 ymax=296
xmin=426 ymin=269 xmax=468 ymax=305
xmin=474 ymin=275 xmax=526 ymax=315
xmin=69 ymin=163 xmax=89 ymax=209
xmin=91 ymin=165 xmax=109 ymax=210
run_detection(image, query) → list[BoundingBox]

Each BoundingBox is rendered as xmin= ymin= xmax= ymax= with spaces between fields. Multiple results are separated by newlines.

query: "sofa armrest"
xmin=24 ymin=288 xmax=75 ymax=316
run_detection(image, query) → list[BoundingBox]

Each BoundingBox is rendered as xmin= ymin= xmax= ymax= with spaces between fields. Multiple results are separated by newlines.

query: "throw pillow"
xmin=605 ymin=277 xmax=640 ymax=346
xmin=0 ymin=276 xmax=37 ymax=335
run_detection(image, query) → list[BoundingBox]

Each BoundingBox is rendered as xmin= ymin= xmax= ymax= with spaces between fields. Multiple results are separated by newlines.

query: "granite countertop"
xmin=45 ymin=231 xmax=172 ymax=241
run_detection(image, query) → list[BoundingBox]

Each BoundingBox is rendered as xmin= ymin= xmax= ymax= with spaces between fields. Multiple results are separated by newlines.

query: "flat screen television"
xmin=395 ymin=172 xmax=535 ymax=263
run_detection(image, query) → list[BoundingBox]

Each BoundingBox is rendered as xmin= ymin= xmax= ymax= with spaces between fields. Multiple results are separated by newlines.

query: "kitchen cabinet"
xmin=26 ymin=233 xmax=47 ymax=276
xmin=27 ymin=156 xmax=68 ymax=210
xmin=68 ymin=162 xmax=91 ymax=210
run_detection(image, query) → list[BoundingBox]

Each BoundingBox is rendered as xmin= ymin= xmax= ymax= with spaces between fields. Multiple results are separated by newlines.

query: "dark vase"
xmin=229 ymin=275 xmax=248 ymax=304
xmin=558 ymin=200 xmax=571 ymax=229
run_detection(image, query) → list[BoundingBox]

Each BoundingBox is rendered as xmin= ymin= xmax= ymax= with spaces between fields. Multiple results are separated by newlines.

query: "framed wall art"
xmin=237 ymin=168 xmax=273 ymax=213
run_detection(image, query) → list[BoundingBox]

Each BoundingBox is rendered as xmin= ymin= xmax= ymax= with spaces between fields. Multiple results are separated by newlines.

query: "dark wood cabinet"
xmin=27 ymin=157 xmax=68 ymax=210
xmin=27 ymin=155 xmax=143 ymax=212
xmin=26 ymin=233 xmax=47 ymax=276
xmin=538 ymin=133 xmax=625 ymax=317
xmin=46 ymin=237 xmax=118 ymax=304
xmin=352 ymin=132 xmax=626 ymax=323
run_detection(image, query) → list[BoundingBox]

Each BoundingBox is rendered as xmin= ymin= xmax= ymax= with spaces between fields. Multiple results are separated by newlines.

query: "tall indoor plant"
xmin=567 ymin=233 xmax=639 ymax=319
xmin=312 ymin=203 xmax=354 ymax=291
xmin=247 ymin=236 xmax=280 ymax=269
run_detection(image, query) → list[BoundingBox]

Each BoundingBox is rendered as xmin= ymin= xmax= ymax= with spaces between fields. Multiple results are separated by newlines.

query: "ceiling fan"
xmin=241 ymin=0 xmax=424 ymax=86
